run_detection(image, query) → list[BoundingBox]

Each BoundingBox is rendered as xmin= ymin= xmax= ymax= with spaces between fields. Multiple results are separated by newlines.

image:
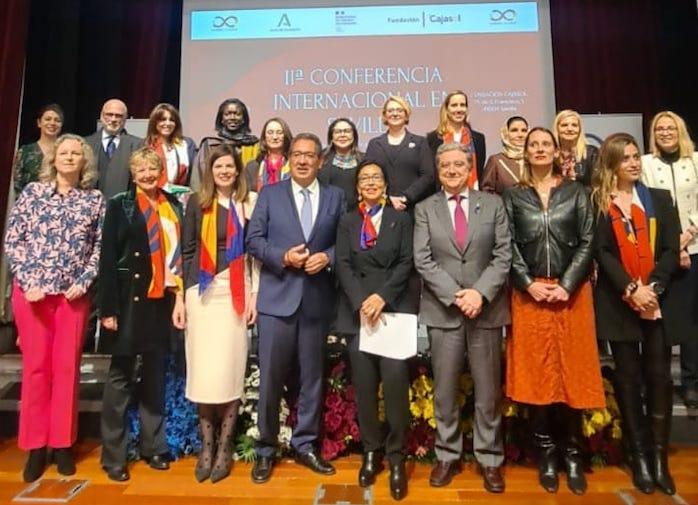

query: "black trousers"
xmin=100 ymin=352 xmax=168 ymax=468
xmin=347 ymin=334 xmax=409 ymax=465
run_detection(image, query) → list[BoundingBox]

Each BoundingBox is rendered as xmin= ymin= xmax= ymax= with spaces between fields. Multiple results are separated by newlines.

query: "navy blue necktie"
xmin=106 ymin=135 xmax=116 ymax=159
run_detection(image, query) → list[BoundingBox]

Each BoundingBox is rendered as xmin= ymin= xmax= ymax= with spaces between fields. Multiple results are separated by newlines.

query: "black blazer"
xmin=426 ymin=128 xmax=486 ymax=183
xmin=317 ymin=151 xmax=364 ymax=211
xmin=594 ymin=187 xmax=694 ymax=344
xmin=98 ymin=189 xmax=183 ymax=355
xmin=335 ymin=205 xmax=420 ymax=335
xmin=364 ymin=130 xmax=434 ymax=206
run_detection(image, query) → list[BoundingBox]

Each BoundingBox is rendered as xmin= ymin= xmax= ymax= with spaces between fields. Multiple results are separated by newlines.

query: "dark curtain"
xmin=18 ymin=0 xmax=182 ymax=145
xmin=550 ymin=0 xmax=698 ymax=142
xmin=0 ymin=0 xmax=31 ymax=233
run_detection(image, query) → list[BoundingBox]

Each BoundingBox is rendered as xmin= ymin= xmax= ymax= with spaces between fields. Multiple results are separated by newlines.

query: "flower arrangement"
xmin=154 ymin=351 xmax=623 ymax=467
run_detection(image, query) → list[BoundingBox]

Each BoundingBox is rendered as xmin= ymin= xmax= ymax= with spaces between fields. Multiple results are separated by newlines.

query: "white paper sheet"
xmin=359 ymin=312 xmax=418 ymax=360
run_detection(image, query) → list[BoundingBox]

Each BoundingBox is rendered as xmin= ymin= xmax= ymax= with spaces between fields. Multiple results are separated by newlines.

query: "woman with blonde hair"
xmin=552 ymin=109 xmax=598 ymax=186
xmin=641 ymin=110 xmax=698 ymax=409
xmin=481 ymin=115 xmax=529 ymax=194
xmin=182 ymin=144 xmax=259 ymax=483
xmin=145 ymin=103 xmax=197 ymax=189
xmin=426 ymin=90 xmax=486 ymax=186
xmin=365 ymin=95 xmax=434 ymax=210
xmin=592 ymin=132 xmax=686 ymax=495
xmin=4 ymin=134 xmax=105 ymax=481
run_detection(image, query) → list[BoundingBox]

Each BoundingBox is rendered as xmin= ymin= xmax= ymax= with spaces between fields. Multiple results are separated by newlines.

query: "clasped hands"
xmin=526 ymin=281 xmax=570 ymax=303
xmin=283 ymin=243 xmax=329 ymax=274
xmin=360 ymin=293 xmax=386 ymax=327
xmin=454 ymin=288 xmax=483 ymax=319
xmin=622 ymin=280 xmax=658 ymax=313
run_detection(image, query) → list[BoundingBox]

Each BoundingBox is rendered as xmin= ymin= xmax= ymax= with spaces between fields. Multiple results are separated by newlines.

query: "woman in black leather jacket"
xmin=502 ymin=127 xmax=605 ymax=495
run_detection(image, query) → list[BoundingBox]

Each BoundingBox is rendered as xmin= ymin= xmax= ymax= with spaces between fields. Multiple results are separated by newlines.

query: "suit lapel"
xmin=307 ymin=183 xmax=327 ymax=242
xmin=464 ymin=192 xmax=481 ymax=252
xmin=284 ymin=180 xmax=307 ymax=240
xmin=434 ymin=193 xmax=461 ymax=253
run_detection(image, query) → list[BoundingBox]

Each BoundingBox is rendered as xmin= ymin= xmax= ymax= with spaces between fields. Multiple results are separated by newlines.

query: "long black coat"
xmin=594 ymin=187 xmax=695 ymax=344
xmin=98 ymin=189 xmax=183 ymax=356
xmin=334 ymin=205 xmax=420 ymax=335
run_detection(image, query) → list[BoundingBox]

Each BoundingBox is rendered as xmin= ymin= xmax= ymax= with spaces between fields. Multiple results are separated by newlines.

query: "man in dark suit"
xmin=414 ymin=143 xmax=511 ymax=493
xmin=246 ymin=132 xmax=345 ymax=483
xmin=85 ymin=99 xmax=142 ymax=199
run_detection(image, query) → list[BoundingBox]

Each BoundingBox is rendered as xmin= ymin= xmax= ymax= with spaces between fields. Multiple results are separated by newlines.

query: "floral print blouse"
xmin=3 ymin=182 xmax=106 ymax=294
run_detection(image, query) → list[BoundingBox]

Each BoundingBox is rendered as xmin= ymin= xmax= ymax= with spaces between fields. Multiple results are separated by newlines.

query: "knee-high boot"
xmin=612 ymin=376 xmax=654 ymax=493
xmin=560 ymin=405 xmax=587 ymax=495
xmin=529 ymin=405 xmax=558 ymax=493
xmin=648 ymin=380 xmax=676 ymax=495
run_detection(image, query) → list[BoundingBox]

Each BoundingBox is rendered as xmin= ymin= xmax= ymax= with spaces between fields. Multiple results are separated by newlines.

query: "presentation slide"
xmin=180 ymin=1 xmax=555 ymax=153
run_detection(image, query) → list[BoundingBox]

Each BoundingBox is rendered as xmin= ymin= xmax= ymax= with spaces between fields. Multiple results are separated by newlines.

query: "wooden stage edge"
xmin=1 ymin=439 xmax=698 ymax=504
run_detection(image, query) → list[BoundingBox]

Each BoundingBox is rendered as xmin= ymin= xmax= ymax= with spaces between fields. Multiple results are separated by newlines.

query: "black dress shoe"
xmin=145 ymin=454 xmax=170 ymax=470
xmin=295 ymin=450 xmax=336 ymax=475
xmin=53 ymin=448 xmax=76 ymax=476
xmin=358 ymin=451 xmax=384 ymax=487
xmin=106 ymin=466 xmax=130 ymax=482
xmin=251 ymin=456 xmax=274 ymax=484
xmin=389 ymin=461 xmax=407 ymax=501
xmin=23 ymin=448 xmax=47 ymax=483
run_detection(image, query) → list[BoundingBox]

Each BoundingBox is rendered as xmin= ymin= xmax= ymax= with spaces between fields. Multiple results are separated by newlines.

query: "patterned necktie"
xmin=451 ymin=194 xmax=468 ymax=249
xmin=300 ymin=188 xmax=313 ymax=240
xmin=106 ymin=135 xmax=116 ymax=159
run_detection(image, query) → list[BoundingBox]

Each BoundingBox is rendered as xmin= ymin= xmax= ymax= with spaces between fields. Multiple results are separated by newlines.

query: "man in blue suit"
xmin=246 ymin=132 xmax=346 ymax=483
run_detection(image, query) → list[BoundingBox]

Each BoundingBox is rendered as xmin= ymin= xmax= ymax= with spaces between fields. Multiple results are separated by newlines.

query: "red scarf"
xmin=358 ymin=200 xmax=384 ymax=250
xmin=151 ymin=139 xmax=188 ymax=186
xmin=443 ymin=126 xmax=478 ymax=189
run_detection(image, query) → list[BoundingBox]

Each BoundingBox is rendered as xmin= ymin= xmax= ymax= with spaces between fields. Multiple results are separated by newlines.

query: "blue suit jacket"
xmin=246 ymin=179 xmax=345 ymax=318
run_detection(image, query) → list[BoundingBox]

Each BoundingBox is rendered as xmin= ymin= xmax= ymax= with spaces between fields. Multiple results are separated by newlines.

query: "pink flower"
xmin=324 ymin=391 xmax=342 ymax=410
xmin=349 ymin=422 xmax=361 ymax=441
xmin=344 ymin=385 xmax=356 ymax=403
xmin=324 ymin=411 xmax=343 ymax=433
xmin=330 ymin=360 xmax=346 ymax=377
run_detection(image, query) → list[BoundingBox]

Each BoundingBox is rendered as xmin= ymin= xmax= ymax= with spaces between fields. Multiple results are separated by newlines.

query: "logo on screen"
xmin=278 ymin=13 xmax=291 ymax=27
xmin=212 ymin=15 xmax=238 ymax=30
xmin=490 ymin=9 xmax=517 ymax=23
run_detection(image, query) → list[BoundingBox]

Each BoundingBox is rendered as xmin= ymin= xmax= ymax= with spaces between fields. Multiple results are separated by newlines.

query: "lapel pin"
xmin=408 ymin=142 xmax=415 ymax=148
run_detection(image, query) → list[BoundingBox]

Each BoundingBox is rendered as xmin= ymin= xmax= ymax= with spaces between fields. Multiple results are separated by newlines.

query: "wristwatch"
xmin=650 ymin=281 xmax=665 ymax=296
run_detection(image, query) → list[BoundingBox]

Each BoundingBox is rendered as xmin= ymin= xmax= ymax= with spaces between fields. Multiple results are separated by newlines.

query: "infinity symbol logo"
xmin=213 ymin=15 xmax=238 ymax=28
xmin=490 ymin=9 xmax=516 ymax=21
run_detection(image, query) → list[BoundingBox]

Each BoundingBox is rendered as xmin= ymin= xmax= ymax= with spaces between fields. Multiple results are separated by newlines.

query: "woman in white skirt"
xmin=182 ymin=144 xmax=259 ymax=483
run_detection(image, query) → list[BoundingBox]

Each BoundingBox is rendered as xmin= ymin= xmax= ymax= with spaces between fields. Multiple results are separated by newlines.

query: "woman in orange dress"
xmin=502 ymin=127 xmax=604 ymax=495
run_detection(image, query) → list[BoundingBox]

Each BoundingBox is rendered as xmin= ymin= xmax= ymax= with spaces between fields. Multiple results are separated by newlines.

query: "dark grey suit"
xmin=85 ymin=129 xmax=142 ymax=199
xmin=414 ymin=190 xmax=511 ymax=466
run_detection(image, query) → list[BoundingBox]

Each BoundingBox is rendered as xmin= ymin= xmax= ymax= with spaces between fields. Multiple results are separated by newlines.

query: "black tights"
xmin=198 ymin=400 xmax=241 ymax=468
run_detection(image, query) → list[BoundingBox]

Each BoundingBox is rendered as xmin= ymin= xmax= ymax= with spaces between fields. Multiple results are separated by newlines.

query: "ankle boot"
xmin=53 ymin=447 xmax=76 ymax=476
xmin=23 ymin=447 xmax=48 ymax=483
xmin=612 ymin=376 xmax=654 ymax=493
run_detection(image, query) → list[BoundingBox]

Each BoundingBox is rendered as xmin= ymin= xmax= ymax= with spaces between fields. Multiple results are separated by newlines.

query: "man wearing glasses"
xmin=246 ymin=133 xmax=346 ymax=483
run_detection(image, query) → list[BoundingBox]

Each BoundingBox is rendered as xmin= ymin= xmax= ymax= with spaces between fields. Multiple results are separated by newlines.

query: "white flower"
xmin=246 ymin=426 xmax=260 ymax=440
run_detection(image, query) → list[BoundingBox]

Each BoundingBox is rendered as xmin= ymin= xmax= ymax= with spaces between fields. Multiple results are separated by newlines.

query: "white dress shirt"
xmin=291 ymin=178 xmax=320 ymax=230
xmin=101 ymin=129 xmax=121 ymax=151
xmin=444 ymin=188 xmax=470 ymax=229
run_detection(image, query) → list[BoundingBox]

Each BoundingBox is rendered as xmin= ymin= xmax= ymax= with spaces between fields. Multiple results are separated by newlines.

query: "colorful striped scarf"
xmin=135 ymin=187 xmax=183 ymax=298
xmin=256 ymin=155 xmax=290 ymax=192
xmin=609 ymin=182 xmax=657 ymax=284
xmin=199 ymin=197 xmax=246 ymax=315
xmin=444 ymin=126 xmax=478 ymax=189
xmin=358 ymin=199 xmax=385 ymax=250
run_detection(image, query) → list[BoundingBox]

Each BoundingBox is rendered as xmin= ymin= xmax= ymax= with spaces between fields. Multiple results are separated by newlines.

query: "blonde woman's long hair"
xmin=553 ymin=109 xmax=588 ymax=161
xmin=648 ymin=110 xmax=695 ymax=158
xmin=591 ymin=132 xmax=640 ymax=216
xmin=198 ymin=144 xmax=248 ymax=209
xmin=39 ymin=134 xmax=98 ymax=189
xmin=436 ymin=90 xmax=469 ymax=136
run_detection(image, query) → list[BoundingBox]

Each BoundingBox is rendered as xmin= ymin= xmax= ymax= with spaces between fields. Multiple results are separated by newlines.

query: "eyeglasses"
xmin=358 ymin=174 xmax=384 ymax=184
xmin=332 ymin=128 xmax=353 ymax=136
xmin=654 ymin=126 xmax=677 ymax=133
xmin=290 ymin=151 xmax=318 ymax=160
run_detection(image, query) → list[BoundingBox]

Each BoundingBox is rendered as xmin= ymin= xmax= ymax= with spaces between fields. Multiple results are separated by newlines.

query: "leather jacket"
xmin=502 ymin=179 xmax=594 ymax=293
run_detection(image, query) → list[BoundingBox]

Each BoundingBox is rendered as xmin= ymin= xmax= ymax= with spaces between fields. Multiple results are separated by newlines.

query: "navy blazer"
xmin=246 ymin=179 xmax=345 ymax=319
xmin=364 ymin=130 xmax=435 ymax=206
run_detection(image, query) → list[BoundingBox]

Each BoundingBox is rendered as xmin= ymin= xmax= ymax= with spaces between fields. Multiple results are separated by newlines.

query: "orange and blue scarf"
xmin=358 ymin=199 xmax=385 ymax=250
xmin=199 ymin=198 xmax=246 ymax=315
xmin=136 ymin=187 xmax=183 ymax=298
xmin=609 ymin=182 xmax=657 ymax=284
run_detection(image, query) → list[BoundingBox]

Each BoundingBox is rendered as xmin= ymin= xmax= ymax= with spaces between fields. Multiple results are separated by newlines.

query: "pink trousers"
xmin=12 ymin=283 xmax=88 ymax=450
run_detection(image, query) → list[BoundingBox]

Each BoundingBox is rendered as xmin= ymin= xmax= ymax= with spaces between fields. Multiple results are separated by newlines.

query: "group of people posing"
xmin=5 ymin=91 xmax=698 ymax=501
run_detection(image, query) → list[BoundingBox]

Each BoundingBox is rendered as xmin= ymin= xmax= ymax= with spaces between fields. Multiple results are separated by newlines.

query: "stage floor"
xmin=0 ymin=439 xmax=697 ymax=504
